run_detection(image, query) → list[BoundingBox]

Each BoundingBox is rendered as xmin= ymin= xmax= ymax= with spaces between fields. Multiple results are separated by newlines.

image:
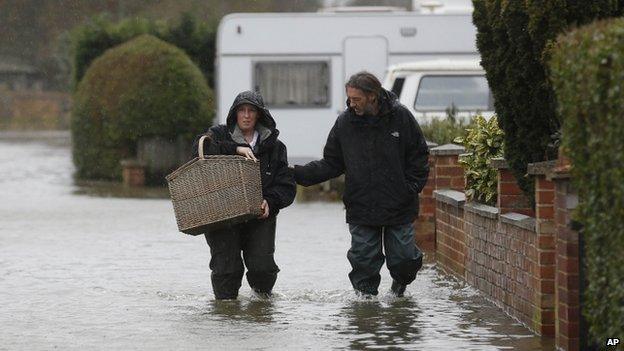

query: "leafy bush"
xmin=72 ymin=34 xmax=213 ymax=181
xmin=472 ymin=0 xmax=623 ymax=203
xmin=454 ymin=115 xmax=504 ymax=205
xmin=71 ymin=12 xmax=215 ymax=90
xmin=550 ymin=17 xmax=624 ymax=345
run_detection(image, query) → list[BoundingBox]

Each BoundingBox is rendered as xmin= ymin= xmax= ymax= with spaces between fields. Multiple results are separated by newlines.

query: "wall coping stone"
xmin=464 ymin=201 xmax=499 ymax=219
xmin=426 ymin=141 xmax=439 ymax=148
xmin=433 ymin=189 xmax=466 ymax=207
xmin=430 ymin=143 xmax=465 ymax=156
xmin=527 ymin=160 xmax=557 ymax=176
xmin=500 ymin=212 xmax=536 ymax=231
xmin=551 ymin=166 xmax=572 ymax=180
xmin=489 ymin=157 xmax=509 ymax=169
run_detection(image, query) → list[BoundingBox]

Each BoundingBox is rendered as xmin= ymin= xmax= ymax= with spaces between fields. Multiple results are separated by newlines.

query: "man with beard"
xmin=293 ymin=72 xmax=429 ymax=297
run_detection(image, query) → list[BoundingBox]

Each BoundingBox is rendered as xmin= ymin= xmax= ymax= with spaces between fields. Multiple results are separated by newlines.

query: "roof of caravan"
xmin=387 ymin=59 xmax=484 ymax=72
xmin=220 ymin=10 xmax=472 ymax=20
xmin=318 ymin=6 xmax=407 ymax=13
xmin=217 ymin=12 xmax=477 ymax=55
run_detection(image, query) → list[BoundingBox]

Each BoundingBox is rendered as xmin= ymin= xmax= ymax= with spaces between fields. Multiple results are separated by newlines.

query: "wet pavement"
xmin=0 ymin=132 xmax=555 ymax=350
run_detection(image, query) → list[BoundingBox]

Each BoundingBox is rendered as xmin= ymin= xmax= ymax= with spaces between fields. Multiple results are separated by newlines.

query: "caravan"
xmin=216 ymin=2 xmax=478 ymax=163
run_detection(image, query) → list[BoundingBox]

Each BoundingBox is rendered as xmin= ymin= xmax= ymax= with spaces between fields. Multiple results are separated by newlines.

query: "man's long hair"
xmin=345 ymin=71 xmax=382 ymax=99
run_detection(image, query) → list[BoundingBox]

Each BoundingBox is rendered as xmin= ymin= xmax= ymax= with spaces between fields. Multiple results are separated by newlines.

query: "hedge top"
xmin=75 ymin=34 xmax=212 ymax=141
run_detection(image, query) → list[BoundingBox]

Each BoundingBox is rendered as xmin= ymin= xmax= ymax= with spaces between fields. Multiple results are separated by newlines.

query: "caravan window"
xmin=254 ymin=61 xmax=329 ymax=107
xmin=414 ymin=75 xmax=493 ymax=111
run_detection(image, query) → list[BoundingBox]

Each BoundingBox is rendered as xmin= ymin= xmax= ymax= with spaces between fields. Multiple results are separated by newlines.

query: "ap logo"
xmin=607 ymin=338 xmax=620 ymax=346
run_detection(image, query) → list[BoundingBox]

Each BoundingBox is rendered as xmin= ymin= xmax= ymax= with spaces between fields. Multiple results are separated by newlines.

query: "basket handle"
xmin=198 ymin=135 xmax=208 ymax=160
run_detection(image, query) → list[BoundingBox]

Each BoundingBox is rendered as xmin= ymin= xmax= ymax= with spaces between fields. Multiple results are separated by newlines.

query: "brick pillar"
xmin=414 ymin=143 xmax=463 ymax=251
xmin=121 ymin=159 xmax=146 ymax=187
xmin=554 ymin=174 xmax=580 ymax=351
xmin=418 ymin=141 xmax=438 ymax=218
xmin=430 ymin=144 xmax=465 ymax=191
xmin=491 ymin=157 xmax=533 ymax=216
xmin=414 ymin=142 xmax=437 ymax=250
xmin=528 ymin=161 xmax=558 ymax=337
xmin=535 ymin=175 xmax=556 ymax=336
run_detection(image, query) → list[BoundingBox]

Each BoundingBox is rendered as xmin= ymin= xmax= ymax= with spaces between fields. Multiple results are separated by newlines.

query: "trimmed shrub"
xmin=420 ymin=108 xmax=476 ymax=145
xmin=454 ymin=115 xmax=504 ymax=206
xmin=421 ymin=118 xmax=470 ymax=145
xmin=472 ymin=0 xmax=623 ymax=203
xmin=72 ymin=34 xmax=213 ymax=181
xmin=550 ymin=18 xmax=624 ymax=345
xmin=71 ymin=12 xmax=215 ymax=90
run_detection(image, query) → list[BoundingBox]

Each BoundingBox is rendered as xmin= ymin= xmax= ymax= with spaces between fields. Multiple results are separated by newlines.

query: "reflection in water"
xmin=209 ymin=298 xmax=276 ymax=324
xmin=340 ymin=298 xmax=421 ymax=350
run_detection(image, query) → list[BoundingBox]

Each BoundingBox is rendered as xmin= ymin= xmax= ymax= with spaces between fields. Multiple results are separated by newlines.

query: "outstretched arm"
xmin=294 ymin=122 xmax=345 ymax=186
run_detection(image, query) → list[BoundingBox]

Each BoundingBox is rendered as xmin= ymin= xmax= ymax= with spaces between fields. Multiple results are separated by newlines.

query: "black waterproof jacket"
xmin=294 ymin=89 xmax=429 ymax=225
xmin=192 ymin=91 xmax=296 ymax=218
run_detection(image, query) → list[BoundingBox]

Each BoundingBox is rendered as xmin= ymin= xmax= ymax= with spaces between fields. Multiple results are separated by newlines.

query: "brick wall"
xmin=465 ymin=201 xmax=551 ymax=332
xmin=430 ymin=149 xmax=581 ymax=348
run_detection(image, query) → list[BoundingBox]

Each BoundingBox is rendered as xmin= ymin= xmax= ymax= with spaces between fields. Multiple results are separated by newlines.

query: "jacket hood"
xmin=226 ymin=90 xmax=277 ymax=132
xmin=345 ymin=88 xmax=399 ymax=117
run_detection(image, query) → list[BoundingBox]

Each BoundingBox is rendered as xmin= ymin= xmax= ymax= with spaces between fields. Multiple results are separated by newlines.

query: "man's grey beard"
xmin=362 ymin=103 xmax=377 ymax=116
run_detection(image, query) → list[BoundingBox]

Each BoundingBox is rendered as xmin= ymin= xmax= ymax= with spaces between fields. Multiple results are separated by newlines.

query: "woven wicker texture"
xmin=166 ymin=155 xmax=262 ymax=235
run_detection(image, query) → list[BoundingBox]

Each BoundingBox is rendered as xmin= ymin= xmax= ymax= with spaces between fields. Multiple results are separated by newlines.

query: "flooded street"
xmin=0 ymin=132 xmax=554 ymax=350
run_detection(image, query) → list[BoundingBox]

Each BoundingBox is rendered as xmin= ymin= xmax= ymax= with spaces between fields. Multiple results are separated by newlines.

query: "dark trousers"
xmin=347 ymin=222 xmax=423 ymax=295
xmin=204 ymin=217 xmax=279 ymax=299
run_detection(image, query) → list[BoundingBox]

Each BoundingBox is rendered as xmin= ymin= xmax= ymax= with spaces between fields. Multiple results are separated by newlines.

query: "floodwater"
xmin=0 ymin=132 xmax=554 ymax=350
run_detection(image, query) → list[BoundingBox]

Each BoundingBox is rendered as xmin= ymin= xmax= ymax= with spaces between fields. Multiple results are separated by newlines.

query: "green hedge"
xmin=420 ymin=108 xmax=476 ymax=145
xmin=72 ymin=34 xmax=213 ymax=181
xmin=71 ymin=12 xmax=215 ymax=90
xmin=472 ymin=0 xmax=623 ymax=204
xmin=550 ymin=18 xmax=624 ymax=344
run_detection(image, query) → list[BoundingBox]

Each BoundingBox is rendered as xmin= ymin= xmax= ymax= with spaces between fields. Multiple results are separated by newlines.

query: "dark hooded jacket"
xmin=294 ymin=89 xmax=430 ymax=225
xmin=192 ymin=90 xmax=296 ymax=218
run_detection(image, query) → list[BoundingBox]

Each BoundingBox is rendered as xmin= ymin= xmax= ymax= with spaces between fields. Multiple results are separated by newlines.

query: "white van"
xmin=216 ymin=6 xmax=478 ymax=163
xmin=382 ymin=58 xmax=495 ymax=124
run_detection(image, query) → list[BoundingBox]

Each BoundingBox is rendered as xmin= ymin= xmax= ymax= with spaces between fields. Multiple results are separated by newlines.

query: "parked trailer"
xmin=216 ymin=8 xmax=477 ymax=163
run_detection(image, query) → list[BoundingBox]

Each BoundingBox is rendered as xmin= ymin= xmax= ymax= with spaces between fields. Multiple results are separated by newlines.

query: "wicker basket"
xmin=165 ymin=136 xmax=263 ymax=235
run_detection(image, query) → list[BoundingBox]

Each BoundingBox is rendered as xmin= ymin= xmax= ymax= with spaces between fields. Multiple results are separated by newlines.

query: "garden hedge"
xmin=71 ymin=13 xmax=215 ymax=90
xmin=71 ymin=34 xmax=213 ymax=181
xmin=472 ymin=0 xmax=623 ymax=203
xmin=550 ymin=17 xmax=624 ymax=344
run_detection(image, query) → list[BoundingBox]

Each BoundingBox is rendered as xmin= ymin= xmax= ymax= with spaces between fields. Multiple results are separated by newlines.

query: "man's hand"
xmin=259 ymin=199 xmax=270 ymax=219
xmin=236 ymin=146 xmax=257 ymax=161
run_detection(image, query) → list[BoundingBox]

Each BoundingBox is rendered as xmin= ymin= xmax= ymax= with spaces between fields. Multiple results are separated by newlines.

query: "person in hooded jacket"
xmin=192 ymin=90 xmax=296 ymax=300
xmin=293 ymin=71 xmax=430 ymax=297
